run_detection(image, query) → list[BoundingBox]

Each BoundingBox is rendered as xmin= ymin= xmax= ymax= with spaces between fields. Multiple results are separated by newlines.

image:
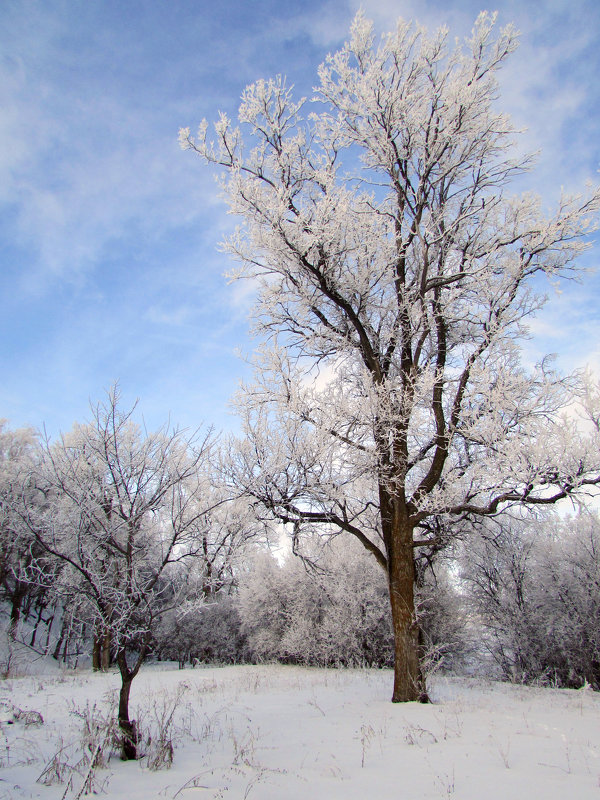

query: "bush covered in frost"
xmin=153 ymin=594 xmax=250 ymax=666
xmin=462 ymin=512 xmax=600 ymax=689
xmin=237 ymin=539 xmax=466 ymax=670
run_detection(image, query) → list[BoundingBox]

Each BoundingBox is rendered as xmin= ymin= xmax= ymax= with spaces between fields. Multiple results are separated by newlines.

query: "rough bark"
xmin=93 ymin=629 xmax=111 ymax=671
xmin=118 ymin=678 xmax=137 ymax=761
xmin=386 ymin=517 xmax=429 ymax=702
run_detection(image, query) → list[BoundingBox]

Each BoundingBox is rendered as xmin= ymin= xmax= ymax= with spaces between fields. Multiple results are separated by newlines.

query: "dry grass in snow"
xmin=1 ymin=663 xmax=599 ymax=799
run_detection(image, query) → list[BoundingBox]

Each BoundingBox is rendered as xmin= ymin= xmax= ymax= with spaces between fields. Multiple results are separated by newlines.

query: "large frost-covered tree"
xmin=181 ymin=13 xmax=600 ymax=701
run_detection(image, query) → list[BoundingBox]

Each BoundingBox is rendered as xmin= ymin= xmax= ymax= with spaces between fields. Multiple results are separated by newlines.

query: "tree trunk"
xmin=43 ymin=609 xmax=56 ymax=652
xmin=93 ymin=629 xmax=112 ymax=671
xmin=29 ymin=601 xmax=46 ymax=647
xmin=118 ymin=678 xmax=137 ymax=760
xmin=384 ymin=504 xmax=429 ymax=703
xmin=8 ymin=583 xmax=27 ymax=640
xmin=92 ymin=636 xmax=101 ymax=671
xmin=116 ymin=651 xmax=137 ymax=760
xmin=53 ymin=617 xmax=66 ymax=661
xmin=61 ymin=632 xmax=69 ymax=663
xmin=116 ymin=646 xmax=148 ymax=760
xmin=101 ymin=630 xmax=111 ymax=671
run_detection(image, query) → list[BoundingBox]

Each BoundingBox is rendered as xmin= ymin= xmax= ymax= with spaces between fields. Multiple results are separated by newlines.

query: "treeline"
xmin=1 ymin=396 xmax=600 ymax=694
xmin=154 ymin=514 xmax=600 ymax=694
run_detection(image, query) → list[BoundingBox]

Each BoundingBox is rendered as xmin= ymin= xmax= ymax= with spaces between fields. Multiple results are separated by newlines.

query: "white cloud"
xmin=0 ymin=8 xmax=228 ymax=297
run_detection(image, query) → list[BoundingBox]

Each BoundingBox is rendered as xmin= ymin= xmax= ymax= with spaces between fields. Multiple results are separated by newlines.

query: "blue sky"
xmin=1 ymin=0 xmax=599 ymax=437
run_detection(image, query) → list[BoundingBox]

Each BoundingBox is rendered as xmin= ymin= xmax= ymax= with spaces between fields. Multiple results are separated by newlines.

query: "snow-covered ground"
xmin=1 ymin=662 xmax=599 ymax=799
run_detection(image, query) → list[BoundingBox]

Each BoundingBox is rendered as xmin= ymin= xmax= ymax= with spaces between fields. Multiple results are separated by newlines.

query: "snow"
xmin=1 ymin=663 xmax=599 ymax=799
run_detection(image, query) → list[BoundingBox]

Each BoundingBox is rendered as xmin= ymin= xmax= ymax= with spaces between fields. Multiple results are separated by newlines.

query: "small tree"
xmin=21 ymin=389 xmax=216 ymax=758
xmin=182 ymin=12 xmax=600 ymax=701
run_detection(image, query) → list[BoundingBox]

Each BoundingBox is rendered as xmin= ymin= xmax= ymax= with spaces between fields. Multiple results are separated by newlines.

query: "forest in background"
xmin=2 ymin=390 xmax=599 ymax=698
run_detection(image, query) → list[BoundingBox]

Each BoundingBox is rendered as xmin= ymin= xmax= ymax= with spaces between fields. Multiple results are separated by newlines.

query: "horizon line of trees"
xmin=2 ymin=393 xmax=600 ymax=705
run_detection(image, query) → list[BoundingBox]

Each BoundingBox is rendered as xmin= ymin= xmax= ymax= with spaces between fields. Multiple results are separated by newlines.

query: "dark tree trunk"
xmin=92 ymin=637 xmax=101 ymax=671
xmin=53 ymin=617 xmax=66 ymax=661
xmin=116 ymin=650 xmax=137 ymax=760
xmin=43 ymin=609 xmax=56 ymax=651
xmin=388 ymin=556 xmax=427 ymax=702
xmin=92 ymin=629 xmax=112 ymax=671
xmin=61 ymin=632 xmax=69 ymax=663
xmin=101 ymin=630 xmax=111 ymax=671
xmin=381 ymin=491 xmax=429 ymax=703
xmin=29 ymin=601 xmax=47 ymax=647
xmin=118 ymin=676 xmax=137 ymax=760
xmin=115 ymin=645 xmax=147 ymax=760
xmin=8 ymin=583 xmax=27 ymax=640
